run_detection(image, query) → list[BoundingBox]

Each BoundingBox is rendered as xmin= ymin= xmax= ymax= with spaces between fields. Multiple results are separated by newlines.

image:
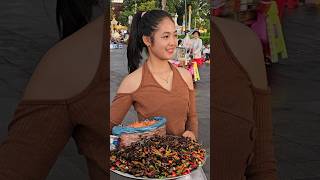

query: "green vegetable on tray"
xmin=110 ymin=135 xmax=205 ymax=179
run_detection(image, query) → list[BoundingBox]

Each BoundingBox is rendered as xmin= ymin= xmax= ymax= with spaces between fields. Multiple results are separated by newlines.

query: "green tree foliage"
xmin=114 ymin=0 xmax=210 ymax=31
xmin=117 ymin=0 xmax=158 ymax=26
xmin=138 ymin=0 xmax=157 ymax=11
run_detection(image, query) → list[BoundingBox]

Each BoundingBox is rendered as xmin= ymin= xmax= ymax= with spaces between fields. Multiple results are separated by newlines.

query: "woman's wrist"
xmin=182 ymin=130 xmax=196 ymax=141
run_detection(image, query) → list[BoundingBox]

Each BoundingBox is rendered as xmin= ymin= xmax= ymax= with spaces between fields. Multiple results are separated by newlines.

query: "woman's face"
xmin=192 ymin=32 xmax=199 ymax=39
xmin=146 ymin=17 xmax=178 ymax=60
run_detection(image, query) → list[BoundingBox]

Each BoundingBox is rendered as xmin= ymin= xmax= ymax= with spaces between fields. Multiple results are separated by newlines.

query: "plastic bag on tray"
xmin=112 ymin=116 xmax=166 ymax=147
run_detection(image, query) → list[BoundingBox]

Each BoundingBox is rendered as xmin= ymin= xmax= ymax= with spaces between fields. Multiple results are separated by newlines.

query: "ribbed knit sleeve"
xmin=245 ymin=88 xmax=278 ymax=180
xmin=0 ymin=101 xmax=74 ymax=180
xmin=185 ymin=90 xmax=199 ymax=138
xmin=110 ymin=93 xmax=133 ymax=131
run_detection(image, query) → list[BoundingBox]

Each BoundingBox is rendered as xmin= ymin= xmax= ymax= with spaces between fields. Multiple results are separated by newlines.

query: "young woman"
xmin=191 ymin=30 xmax=203 ymax=59
xmin=110 ymin=10 xmax=198 ymax=141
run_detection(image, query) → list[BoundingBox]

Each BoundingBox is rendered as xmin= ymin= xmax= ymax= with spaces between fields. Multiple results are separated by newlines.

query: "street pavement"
xmin=0 ymin=0 xmax=320 ymax=179
xmin=268 ymin=5 xmax=320 ymax=180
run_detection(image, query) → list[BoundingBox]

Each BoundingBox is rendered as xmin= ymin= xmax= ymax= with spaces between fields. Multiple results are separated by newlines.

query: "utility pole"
xmin=184 ymin=0 xmax=187 ymax=33
xmin=134 ymin=0 xmax=137 ymax=13
xmin=188 ymin=4 xmax=192 ymax=31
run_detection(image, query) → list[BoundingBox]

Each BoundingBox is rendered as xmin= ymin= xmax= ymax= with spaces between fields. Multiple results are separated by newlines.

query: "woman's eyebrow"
xmin=162 ymin=30 xmax=178 ymax=35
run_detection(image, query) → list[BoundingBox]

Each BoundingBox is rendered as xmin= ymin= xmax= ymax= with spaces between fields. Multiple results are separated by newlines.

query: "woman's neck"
xmin=146 ymin=56 xmax=171 ymax=73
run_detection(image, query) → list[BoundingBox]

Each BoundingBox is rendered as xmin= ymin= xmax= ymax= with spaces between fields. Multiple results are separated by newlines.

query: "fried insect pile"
xmin=110 ymin=135 xmax=205 ymax=178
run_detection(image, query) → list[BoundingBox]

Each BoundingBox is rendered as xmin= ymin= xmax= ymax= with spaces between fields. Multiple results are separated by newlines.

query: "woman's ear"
xmin=142 ymin=35 xmax=151 ymax=47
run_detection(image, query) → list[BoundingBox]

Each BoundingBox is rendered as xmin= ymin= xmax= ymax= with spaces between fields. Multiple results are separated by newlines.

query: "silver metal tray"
xmin=110 ymin=164 xmax=205 ymax=180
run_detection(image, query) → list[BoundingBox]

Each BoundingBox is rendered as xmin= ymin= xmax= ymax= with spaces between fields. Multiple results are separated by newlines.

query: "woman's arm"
xmin=110 ymin=93 xmax=133 ymax=130
xmin=0 ymin=102 xmax=73 ymax=180
xmin=185 ymin=90 xmax=199 ymax=139
xmin=245 ymin=90 xmax=278 ymax=180
xmin=110 ymin=68 xmax=142 ymax=131
xmin=177 ymin=68 xmax=199 ymax=139
xmin=243 ymin=26 xmax=278 ymax=180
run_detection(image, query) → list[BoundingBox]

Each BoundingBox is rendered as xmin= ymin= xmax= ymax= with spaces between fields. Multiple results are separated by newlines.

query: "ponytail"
xmin=127 ymin=11 xmax=145 ymax=73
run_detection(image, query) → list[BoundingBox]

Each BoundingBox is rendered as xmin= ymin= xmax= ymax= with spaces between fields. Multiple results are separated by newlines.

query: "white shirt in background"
xmin=191 ymin=38 xmax=203 ymax=59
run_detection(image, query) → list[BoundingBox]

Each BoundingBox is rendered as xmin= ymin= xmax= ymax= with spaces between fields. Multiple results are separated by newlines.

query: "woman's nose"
xmin=170 ymin=36 xmax=178 ymax=46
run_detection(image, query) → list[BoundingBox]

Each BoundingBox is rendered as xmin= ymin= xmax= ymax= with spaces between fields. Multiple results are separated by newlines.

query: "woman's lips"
xmin=166 ymin=48 xmax=175 ymax=53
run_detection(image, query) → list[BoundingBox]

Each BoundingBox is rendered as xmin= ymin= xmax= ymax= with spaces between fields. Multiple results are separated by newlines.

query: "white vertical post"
xmin=188 ymin=5 xmax=192 ymax=31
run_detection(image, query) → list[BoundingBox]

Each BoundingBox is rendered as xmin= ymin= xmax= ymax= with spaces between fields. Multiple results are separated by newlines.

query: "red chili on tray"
xmin=110 ymin=135 xmax=205 ymax=179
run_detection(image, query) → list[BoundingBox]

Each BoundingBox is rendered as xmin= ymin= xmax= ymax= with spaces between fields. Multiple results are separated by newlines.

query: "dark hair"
xmin=56 ymin=0 xmax=98 ymax=40
xmin=127 ymin=10 xmax=174 ymax=73
xmin=192 ymin=30 xmax=201 ymax=36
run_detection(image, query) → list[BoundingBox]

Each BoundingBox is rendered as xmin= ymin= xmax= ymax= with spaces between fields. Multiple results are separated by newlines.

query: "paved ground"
xmin=268 ymin=5 xmax=320 ymax=180
xmin=109 ymin=47 xmax=210 ymax=179
xmin=0 ymin=1 xmax=320 ymax=179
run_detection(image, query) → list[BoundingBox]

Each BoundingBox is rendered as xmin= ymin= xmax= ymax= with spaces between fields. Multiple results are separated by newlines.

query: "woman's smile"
xmin=166 ymin=47 xmax=175 ymax=54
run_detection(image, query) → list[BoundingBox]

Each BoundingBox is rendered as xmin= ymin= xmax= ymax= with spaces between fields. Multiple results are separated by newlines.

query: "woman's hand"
xmin=182 ymin=130 xmax=196 ymax=141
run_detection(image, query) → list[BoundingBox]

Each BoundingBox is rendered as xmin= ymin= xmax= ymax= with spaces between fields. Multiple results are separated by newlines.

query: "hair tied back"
xmin=141 ymin=12 xmax=146 ymax=18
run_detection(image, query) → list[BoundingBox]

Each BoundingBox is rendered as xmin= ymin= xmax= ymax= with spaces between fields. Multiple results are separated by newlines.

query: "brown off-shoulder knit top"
xmin=212 ymin=19 xmax=278 ymax=180
xmin=110 ymin=62 xmax=198 ymax=138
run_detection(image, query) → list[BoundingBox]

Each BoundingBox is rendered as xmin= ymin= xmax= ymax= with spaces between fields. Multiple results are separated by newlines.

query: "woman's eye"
xmin=162 ymin=36 xmax=169 ymax=39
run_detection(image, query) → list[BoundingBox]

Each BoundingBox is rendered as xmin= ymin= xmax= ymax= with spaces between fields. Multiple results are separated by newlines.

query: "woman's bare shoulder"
xmin=213 ymin=17 xmax=268 ymax=90
xmin=176 ymin=67 xmax=194 ymax=90
xmin=117 ymin=67 xmax=143 ymax=94
xmin=22 ymin=15 xmax=105 ymax=100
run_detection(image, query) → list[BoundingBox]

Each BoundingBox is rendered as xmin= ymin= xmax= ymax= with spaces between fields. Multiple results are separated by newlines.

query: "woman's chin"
xmin=159 ymin=56 xmax=172 ymax=61
xmin=166 ymin=53 xmax=175 ymax=59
